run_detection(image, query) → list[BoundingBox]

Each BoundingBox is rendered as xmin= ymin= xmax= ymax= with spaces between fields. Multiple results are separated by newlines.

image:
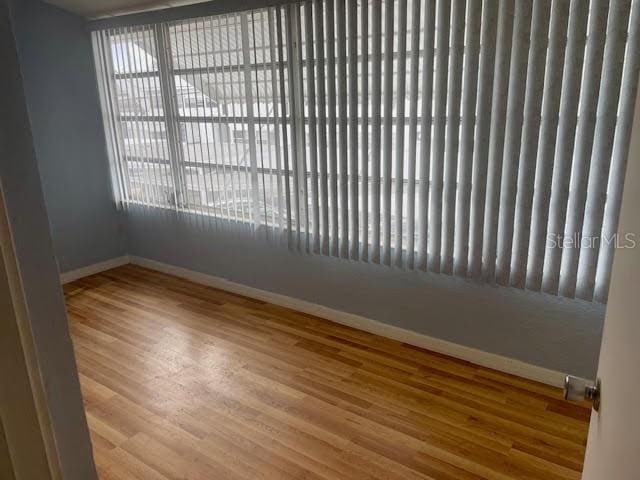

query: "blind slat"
xmin=267 ymin=10 xmax=286 ymax=235
xmin=285 ymin=6 xmax=301 ymax=248
xmin=558 ymin=0 xmax=609 ymax=297
xmin=105 ymin=29 xmax=130 ymax=205
xmin=256 ymin=12 xmax=275 ymax=232
xmin=314 ymin=0 xmax=329 ymax=254
xmin=212 ymin=19 xmax=234 ymax=220
xmin=494 ymin=0 xmax=532 ymax=285
xmin=227 ymin=16 xmax=249 ymax=222
xmin=189 ymin=23 xmax=209 ymax=226
xmin=452 ymin=0 xmax=481 ymax=277
xmin=441 ymin=0 xmax=466 ymax=274
xmin=370 ymin=0 xmax=382 ymax=264
xmin=348 ymin=0 xmax=359 ymax=259
xmin=541 ymin=0 xmax=589 ymax=293
xmin=405 ymin=0 xmax=422 ymax=270
xmin=381 ymin=0 xmax=395 ymax=266
xmin=201 ymin=18 xmax=224 ymax=226
xmin=216 ymin=17 xmax=238 ymax=223
xmin=509 ymin=0 xmax=551 ymax=288
xmin=325 ymin=0 xmax=339 ymax=256
xmin=576 ymin=0 xmax=632 ymax=300
xmin=525 ymin=0 xmax=570 ymax=291
xmin=295 ymin=6 xmax=310 ymax=251
xmin=303 ymin=3 xmax=320 ymax=252
xmin=146 ymin=25 xmax=166 ymax=211
xmin=125 ymin=26 xmax=150 ymax=209
xmin=428 ymin=0 xmax=451 ymax=273
xmin=337 ymin=0 xmax=349 ymax=258
xmin=276 ymin=7 xmax=294 ymax=247
xmin=194 ymin=19 xmax=217 ymax=228
xmin=94 ymin=31 xmax=125 ymax=205
xmin=468 ymin=0 xmax=499 ymax=278
xmin=360 ymin=0 xmax=369 ymax=261
xmin=241 ymin=14 xmax=261 ymax=228
xmin=595 ymin=0 xmax=640 ymax=303
xmin=142 ymin=26 xmax=166 ymax=212
xmin=393 ymin=0 xmax=408 ymax=267
xmin=416 ymin=0 xmax=435 ymax=271
xmin=481 ymin=0 xmax=514 ymax=281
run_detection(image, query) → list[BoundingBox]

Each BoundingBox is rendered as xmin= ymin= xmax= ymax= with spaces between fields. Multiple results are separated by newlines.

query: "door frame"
xmin=0 ymin=183 xmax=62 ymax=479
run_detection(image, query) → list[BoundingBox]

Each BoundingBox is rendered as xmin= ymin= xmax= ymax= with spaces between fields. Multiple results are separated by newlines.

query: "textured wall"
xmin=9 ymin=0 xmax=125 ymax=273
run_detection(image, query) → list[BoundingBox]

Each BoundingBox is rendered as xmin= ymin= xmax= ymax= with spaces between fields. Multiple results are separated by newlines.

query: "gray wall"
xmin=0 ymin=2 xmax=97 ymax=477
xmin=9 ymin=0 xmax=125 ymax=273
xmin=127 ymin=208 xmax=606 ymax=378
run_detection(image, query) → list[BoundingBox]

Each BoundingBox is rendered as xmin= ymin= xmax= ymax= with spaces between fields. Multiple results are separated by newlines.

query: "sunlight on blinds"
xmin=93 ymin=0 xmax=640 ymax=303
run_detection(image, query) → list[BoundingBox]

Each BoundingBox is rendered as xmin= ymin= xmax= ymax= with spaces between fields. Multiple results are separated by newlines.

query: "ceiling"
xmin=42 ymin=0 xmax=210 ymax=19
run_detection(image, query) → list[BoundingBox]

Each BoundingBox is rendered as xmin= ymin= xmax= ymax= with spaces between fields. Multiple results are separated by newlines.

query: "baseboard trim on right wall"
xmin=129 ymin=255 xmax=581 ymax=388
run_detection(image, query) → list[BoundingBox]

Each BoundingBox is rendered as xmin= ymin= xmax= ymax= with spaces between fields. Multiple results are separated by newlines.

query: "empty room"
xmin=2 ymin=0 xmax=640 ymax=478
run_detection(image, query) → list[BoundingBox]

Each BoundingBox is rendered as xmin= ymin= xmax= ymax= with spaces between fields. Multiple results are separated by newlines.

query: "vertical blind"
xmin=93 ymin=0 xmax=640 ymax=303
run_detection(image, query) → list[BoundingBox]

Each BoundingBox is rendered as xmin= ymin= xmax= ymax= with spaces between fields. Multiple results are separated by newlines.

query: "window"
xmin=93 ymin=0 xmax=640 ymax=302
xmin=232 ymin=128 xmax=248 ymax=144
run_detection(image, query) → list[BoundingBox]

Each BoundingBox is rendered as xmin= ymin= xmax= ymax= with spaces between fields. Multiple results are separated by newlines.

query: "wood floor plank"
xmin=64 ymin=265 xmax=590 ymax=479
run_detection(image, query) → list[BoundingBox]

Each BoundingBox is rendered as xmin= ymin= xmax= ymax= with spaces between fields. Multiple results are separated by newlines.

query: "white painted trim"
xmin=129 ymin=255 xmax=575 ymax=388
xmin=59 ymin=254 xmax=581 ymax=387
xmin=59 ymin=255 xmax=130 ymax=284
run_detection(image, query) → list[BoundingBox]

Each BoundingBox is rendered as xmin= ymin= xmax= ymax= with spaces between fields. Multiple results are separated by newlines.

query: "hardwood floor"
xmin=64 ymin=264 xmax=590 ymax=480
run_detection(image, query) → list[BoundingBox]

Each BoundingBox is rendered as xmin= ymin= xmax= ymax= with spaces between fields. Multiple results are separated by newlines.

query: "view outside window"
xmin=107 ymin=13 xmax=290 ymax=226
xmin=102 ymin=2 xmax=418 ymax=241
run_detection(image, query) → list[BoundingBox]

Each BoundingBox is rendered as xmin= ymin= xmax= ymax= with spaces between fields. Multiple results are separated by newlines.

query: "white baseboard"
xmin=59 ymin=254 xmax=576 ymax=387
xmin=60 ymin=255 xmax=130 ymax=284
xmin=128 ymin=255 xmax=572 ymax=388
